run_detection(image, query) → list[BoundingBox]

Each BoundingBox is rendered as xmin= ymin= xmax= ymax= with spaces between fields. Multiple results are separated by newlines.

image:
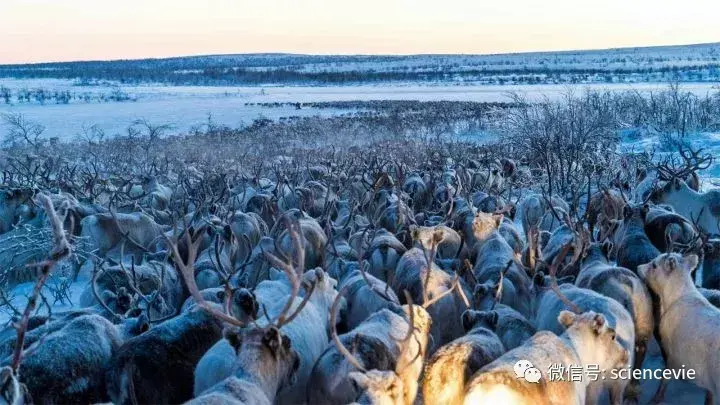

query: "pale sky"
xmin=1 ymin=0 xmax=719 ymax=64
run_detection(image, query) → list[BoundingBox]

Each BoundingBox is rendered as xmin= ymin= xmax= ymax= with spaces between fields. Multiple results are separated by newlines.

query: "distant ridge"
xmin=1 ymin=41 xmax=719 ymax=67
xmin=1 ymin=42 xmax=718 ymax=86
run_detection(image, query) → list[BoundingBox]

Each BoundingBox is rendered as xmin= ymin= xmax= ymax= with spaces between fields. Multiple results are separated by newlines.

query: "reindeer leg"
xmin=649 ymin=377 xmax=668 ymax=404
xmin=705 ymin=390 xmax=714 ymax=405
xmin=633 ymin=339 xmax=647 ymax=374
xmin=608 ymin=381 xmax=624 ymax=405
xmin=585 ymin=381 xmax=603 ymax=405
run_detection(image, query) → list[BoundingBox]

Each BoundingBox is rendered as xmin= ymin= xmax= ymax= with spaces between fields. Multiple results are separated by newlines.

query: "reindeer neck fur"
xmin=579 ymin=247 xmax=610 ymax=272
xmin=232 ymin=348 xmax=287 ymax=402
xmin=664 ymin=183 xmax=703 ymax=214
xmin=657 ymin=273 xmax=699 ymax=317
xmin=558 ymin=331 xmax=595 ymax=393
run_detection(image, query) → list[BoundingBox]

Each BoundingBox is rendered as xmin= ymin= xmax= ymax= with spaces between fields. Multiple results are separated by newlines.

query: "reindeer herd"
xmin=0 ymin=143 xmax=719 ymax=405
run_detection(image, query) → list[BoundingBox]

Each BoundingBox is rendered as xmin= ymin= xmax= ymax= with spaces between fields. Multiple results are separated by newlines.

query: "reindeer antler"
xmin=546 ymin=242 xmax=582 ymax=314
xmin=330 ymin=287 xmax=367 ymax=372
xmin=655 ymin=145 xmax=713 ymax=181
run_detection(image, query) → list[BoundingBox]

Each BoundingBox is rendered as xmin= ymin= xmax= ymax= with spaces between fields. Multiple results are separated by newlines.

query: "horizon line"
xmin=2 ymin=40 xmax=718 ymax=67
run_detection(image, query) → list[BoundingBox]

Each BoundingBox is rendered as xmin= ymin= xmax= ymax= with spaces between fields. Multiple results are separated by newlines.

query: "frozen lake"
xmin=1 ymin=78 xmax=718 ymax=141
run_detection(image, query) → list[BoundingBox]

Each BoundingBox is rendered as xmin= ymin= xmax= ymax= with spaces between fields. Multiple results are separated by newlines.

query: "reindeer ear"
xmin=493 ymin=214 xmax=504 ymax=228
xmin=533 ymin=271 xmax=545 ymax=287
xmin=682 ymin=254 xmax=699 ymax=273
xmin=487 ymin=310 xmax=499 ymax=328
xmin=315 ymin=268 xmax=325 ymax=282
xmin=127 ymin=313 xmax=149 ymax=335
xmin=263 ymin=328 xmax=283 ymax=356
xmin=673 ymin=178 xmax=682 ymax=190
xmin=0 ymin=367 xmax=12 ymax=384
xmin=223 ymin=224 xmax=233 ymax=241
xmin=461 ymin=310 xmax=477 ymax=331
xmin=137 ymin=315 xmax=150 ymax=334
xmin=223 ymin=327 xmax=244 ymax=352
xmin=558 ymin=310 xmax=576 ymax=328
xmin=282 ymin=335 xmax=292 ymax=351
xmin=410 ymin=227 xmax=419 ymax=241
xmin=704 ymin=243 xmax=716 ymax=255
xmin=473 ymin=284 xmax=488 ymax=297
xmin=591 ymin=314 xmax=606 ymax=334
xmin=641 ymin=204 xmax=650 ymax=220
xmin=601 ymin=240 xmax=614 ymax=257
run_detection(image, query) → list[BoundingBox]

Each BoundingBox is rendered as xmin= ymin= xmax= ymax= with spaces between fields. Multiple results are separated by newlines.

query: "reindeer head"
xmin=637 ymin=253 xmax=699 ymax=297
xmin=224 ymin=326 xmax=300 ymax=390
xmin=471 ymin=212 xmax=503 ymax=242
xmin=349 ymin=370 xmax=405 ymax=405
xmin=559 ymin=310 xmax=629 ymax=371
xmin=461 ymin=309 xmax=499 ymax=333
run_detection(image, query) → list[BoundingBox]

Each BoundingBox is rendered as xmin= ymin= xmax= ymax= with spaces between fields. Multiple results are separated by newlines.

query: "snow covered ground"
xmin=1 ymin=78 xmax=718 ymax=141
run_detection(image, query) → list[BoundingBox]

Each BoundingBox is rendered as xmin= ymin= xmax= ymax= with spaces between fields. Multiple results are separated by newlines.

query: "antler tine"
xmin=423 ymin=273 xmax=461 ymax=309
xmin=91 ymin=262 xmax=122 ymax=322
xmin=261 ymin=214 xmax=312 ymax=329
xmin=394 ymin=291 xmax=424 ymax=374
xmin=656 ymin=145 xmax=713 ymax=181
xmin=166 ymin=223 xmax=245 ymax=328
xmin=547 ymin=242 xmax=582 ymax=314
xmin=330 ymin=287 xmax=367 ymax=373
xmin=276 ymin=280 xmax=317 ymax=328
xmin=117 ymin=241 xmax=149 ymax=305
xmin=490 ymin=259 xmax=512 ymax=310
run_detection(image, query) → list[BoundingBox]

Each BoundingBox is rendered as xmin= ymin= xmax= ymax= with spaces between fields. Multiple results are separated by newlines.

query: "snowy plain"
xmin=1 ymin=78 xmax=719 ymax=141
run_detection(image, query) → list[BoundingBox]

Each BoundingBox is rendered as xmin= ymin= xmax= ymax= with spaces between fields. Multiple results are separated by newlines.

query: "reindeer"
xmin=364 ymin=228 xmax=407 ymax=282
xmin=638 ymin=253 xmax=720 ymax=405
xmin=335 ymin=260 xmax=400 ymax=331
xmin=78 ymin=211 xmax=167 ymax=263
xmin=533 ymin=279 xmax=636 ymax=403
xmin=473 ymin=231 xmax=533 ymax=319
xmin=577 ymin=242 xmax=654 ymax=375
xmin=410 ymin=224 xmax=467 ymax=262
xmin=465 ymin=309 xmax=628 ymax=405
xmin=105 ymin=307 xmax=225 ymax=404
xmin=466 ymin=211 xmax=504 ymax=257
xmin=651 ymin=178 xmax=720 ymax=235
xmin=196 ymin=218 xmax=336 ymax=404
xmin=701 ymin=238 xmax=720 ymax=289
xmin=273 ymin=211 xmax=328 ymax=270
xmin=615 ymin=204 xmax=661 ymax=274
xmin=392 ymin=247 xmax=470 ymax=349
xmin=488 ymin=304 xmax=536 ymax=351
xmin=0 ymin=187 xmax=35 ymax=235
xmin=79 ymin=258 xmax=181 ymax=321
xmin=188 ymin=326 xmax=300 ymax=405
xmin=644 ymin=209 xmax=700 ymax=252
xmin=308 ymin=290 xmax=431 ymax=405
xmin=11 ymin=314 xmax=148 ymax=404
xmin=585 ymin=188 xmax=626 ymax=238
xmin=422 ymin=310 xmax=505 ymax=405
